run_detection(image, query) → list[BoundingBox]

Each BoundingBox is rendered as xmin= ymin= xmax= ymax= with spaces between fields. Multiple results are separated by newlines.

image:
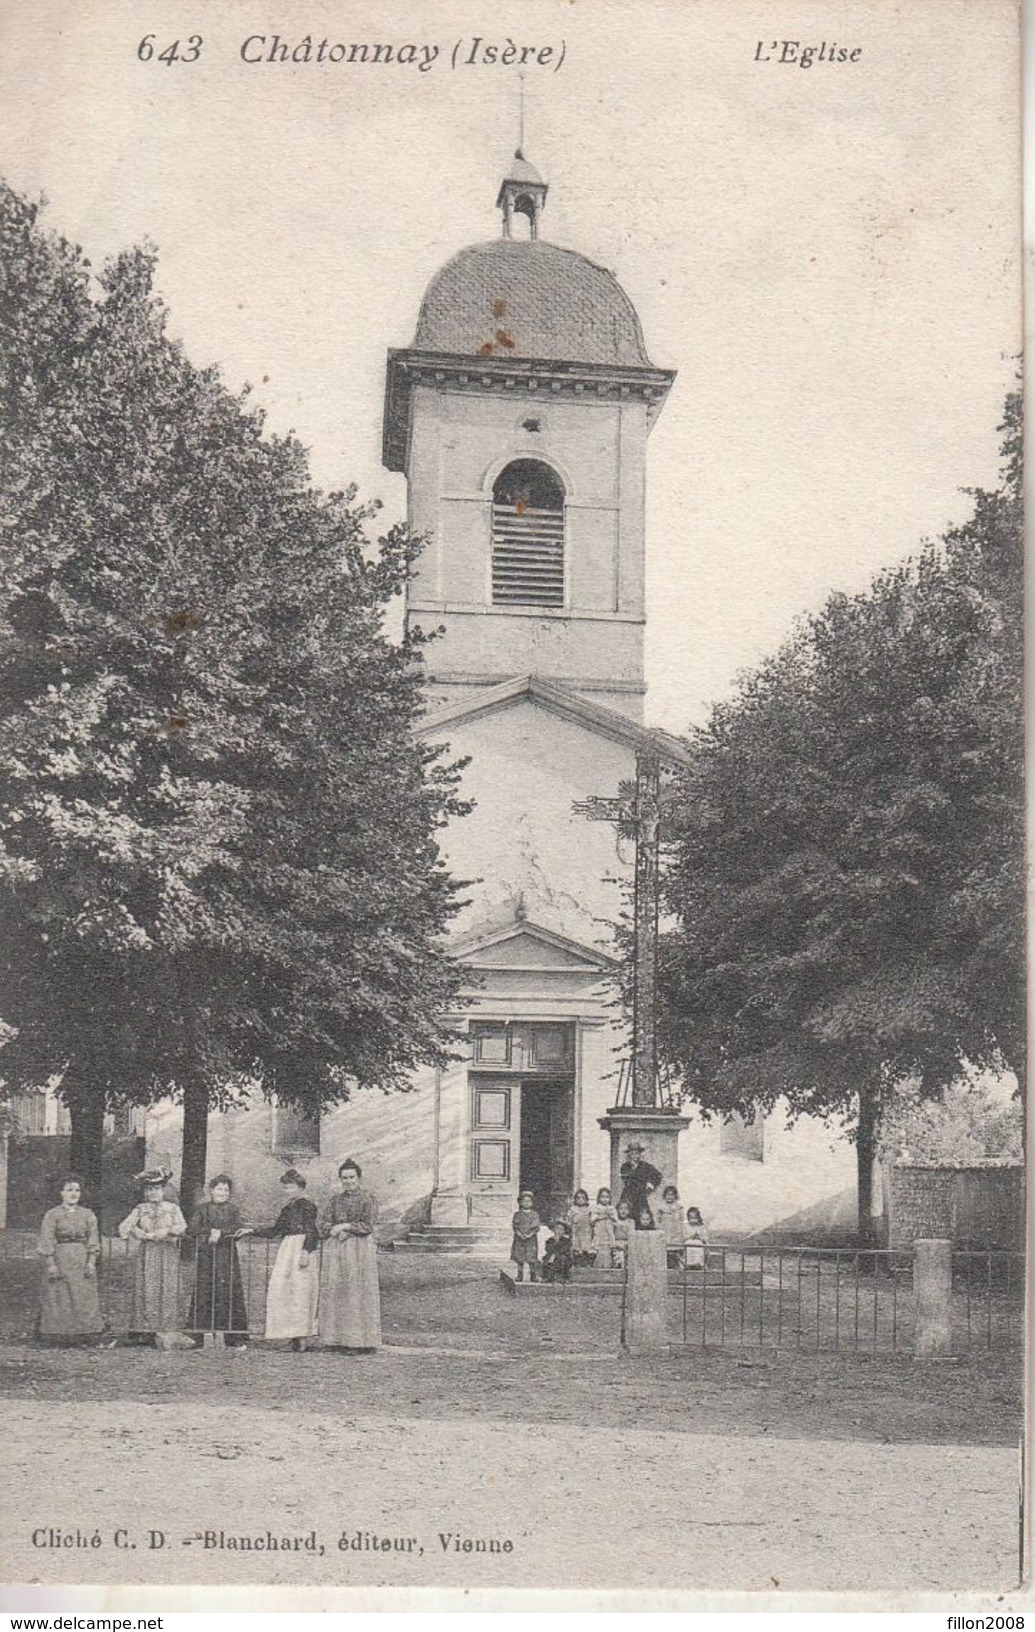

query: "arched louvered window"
xmin=491 ymin=459 xmax=565 ymax=607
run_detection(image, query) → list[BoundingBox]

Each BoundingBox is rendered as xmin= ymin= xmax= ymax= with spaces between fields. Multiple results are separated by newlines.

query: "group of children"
xmin=510 ymin=1184 xmax=708 ymax=1283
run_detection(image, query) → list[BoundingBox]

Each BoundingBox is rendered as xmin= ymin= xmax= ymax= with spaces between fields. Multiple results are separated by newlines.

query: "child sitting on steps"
xmin=541 ymin=1220 xmax=574 ymax=1284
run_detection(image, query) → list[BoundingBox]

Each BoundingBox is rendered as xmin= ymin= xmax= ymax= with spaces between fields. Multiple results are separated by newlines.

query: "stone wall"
xmin=884 ymin=1162 xmax=1025 ymax=1250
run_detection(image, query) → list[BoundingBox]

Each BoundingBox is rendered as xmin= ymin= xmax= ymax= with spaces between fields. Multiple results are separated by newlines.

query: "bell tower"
xmin=383 ymin=156 xmax=675 ymax=722
xmin=496 ymin=149 xmax=548 ymax=239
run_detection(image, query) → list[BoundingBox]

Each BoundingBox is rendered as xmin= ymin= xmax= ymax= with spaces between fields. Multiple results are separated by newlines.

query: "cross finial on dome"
xmin=496 ymin=149 xmax=548 ymax=240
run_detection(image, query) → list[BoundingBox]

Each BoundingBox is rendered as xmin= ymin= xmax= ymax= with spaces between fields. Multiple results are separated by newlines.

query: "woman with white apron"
xmin=244 ymin=1169 xmax=320 ymax=1350
xmin=319 ymin=1158 xmax=381 ymax=1352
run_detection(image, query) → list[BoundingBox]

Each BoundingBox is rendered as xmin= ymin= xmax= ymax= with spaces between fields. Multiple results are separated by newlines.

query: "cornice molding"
xmin=414 ymin=672 xmax=694 ymax=768
xmin=383 ymin=347 xmax=676 ymax=472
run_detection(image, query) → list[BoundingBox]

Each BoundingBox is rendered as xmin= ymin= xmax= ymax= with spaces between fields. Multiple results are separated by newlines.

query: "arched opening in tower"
xmin=491 ymin=458 xmax=565 ymax=607
xmin=510 ymin=193 xmax=538 ymax=239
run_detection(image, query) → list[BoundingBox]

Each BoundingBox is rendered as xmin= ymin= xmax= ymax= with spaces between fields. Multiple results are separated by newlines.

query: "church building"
xmin=138 ymin=152 xmax=856 ymax=1246
xmin=380 ymin=149 xmax=685 ymax=1239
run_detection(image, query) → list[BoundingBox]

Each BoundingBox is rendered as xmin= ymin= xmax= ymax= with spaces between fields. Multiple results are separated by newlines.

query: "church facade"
xmin=142 ymin=153 xmax=856 ymax=1243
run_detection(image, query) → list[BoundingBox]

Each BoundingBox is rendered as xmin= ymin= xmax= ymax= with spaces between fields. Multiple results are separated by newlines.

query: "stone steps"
xmin=388 ymin=1225 xmax=508 ymax=1255
xmin=500 ymin=1269 xmax=624 ymax=1297
xmin=499 ymin=1267 xmax=765 ymax=1295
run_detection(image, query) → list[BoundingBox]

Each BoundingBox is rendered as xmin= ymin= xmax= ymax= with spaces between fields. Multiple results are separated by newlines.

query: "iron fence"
xmin=0 ymin=1230 xmax=1025 ymax=1355
xmin=1 ymin=1231 xmax=306 ymax=1344
xmin=952 ymin=1250 xmax=1026 ymax=1354
xmin=669 ymin=1244 xmax=1024 ymax=1355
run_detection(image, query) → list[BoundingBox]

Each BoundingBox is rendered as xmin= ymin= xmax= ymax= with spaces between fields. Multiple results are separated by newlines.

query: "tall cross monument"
xmin=576 ymin=737 xmax=691 ymax=1199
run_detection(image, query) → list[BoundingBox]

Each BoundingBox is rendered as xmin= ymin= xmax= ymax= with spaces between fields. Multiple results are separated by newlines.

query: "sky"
xmin=0 ymin=0 xmax=1020 ymax=730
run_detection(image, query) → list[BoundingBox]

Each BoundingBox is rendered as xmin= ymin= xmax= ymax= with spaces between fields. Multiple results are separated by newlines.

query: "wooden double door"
xmin=467 ymin=1072 xmax=574 ymax=1226
xmin=518 ymin=1078 xmax=573 ymax=1226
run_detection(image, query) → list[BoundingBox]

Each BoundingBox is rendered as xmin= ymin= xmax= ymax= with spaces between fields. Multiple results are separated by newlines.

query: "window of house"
xmin=720 ymin=1109 xmax=765 ymax=1161
xmin=110 ymin=1105 xmax=143 ymax=1139
xmin=271 ymin=1100 xmax=321 ymax=1156
xmin=12 ymin=1093 xmax=47 ymax=1136
xmin=491 ymin=459 xmax=565 ymax=607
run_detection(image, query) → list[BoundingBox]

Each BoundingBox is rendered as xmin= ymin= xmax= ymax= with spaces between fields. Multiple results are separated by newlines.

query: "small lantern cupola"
xmin=496 ymin=150 xmax=548 ymax=239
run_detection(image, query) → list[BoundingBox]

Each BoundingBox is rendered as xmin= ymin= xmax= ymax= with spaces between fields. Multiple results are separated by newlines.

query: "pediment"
xmin=451 ymin=916 xmax=618 ymax=973
xmin=415 ymin=675 xmax=694 ymax=768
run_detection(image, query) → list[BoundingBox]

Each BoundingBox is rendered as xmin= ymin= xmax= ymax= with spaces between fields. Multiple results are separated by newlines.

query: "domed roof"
xmin=413 ymin=239 xmax=653 ymax=368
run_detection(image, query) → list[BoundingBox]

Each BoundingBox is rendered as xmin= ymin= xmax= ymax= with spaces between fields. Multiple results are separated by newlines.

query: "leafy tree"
xmin=656 ymin=391 xmax=1022 ymax=1239
xmin=880 ymin=1076 xmax=1023 ymax=1166
xmin=0 ymin=181 xmax=468 ymax=1214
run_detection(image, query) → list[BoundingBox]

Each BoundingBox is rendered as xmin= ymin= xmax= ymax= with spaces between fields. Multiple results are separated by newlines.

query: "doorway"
xmin=518 ymin=1079 xmax=574 ymax=1225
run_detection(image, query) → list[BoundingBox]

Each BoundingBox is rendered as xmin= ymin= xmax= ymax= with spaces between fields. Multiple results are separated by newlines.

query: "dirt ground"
xmin=0 ymin=1335 xmax=1023 ymax=1447
xmin=0 ymin=1254 xmax=1025 ymax=1597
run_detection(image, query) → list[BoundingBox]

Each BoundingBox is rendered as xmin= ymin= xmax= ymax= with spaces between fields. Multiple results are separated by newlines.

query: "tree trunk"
xmin=67 ymin=1086 xmax=105 ymax=1205
xmin=856 ymin=1080 xmax=882 ymax=1247
xmin=179 ymin=1077 xmax=210 ymax=1221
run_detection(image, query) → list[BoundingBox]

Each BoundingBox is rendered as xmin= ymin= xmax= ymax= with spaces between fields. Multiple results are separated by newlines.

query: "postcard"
xmin=0 ymin=0 xmax=1025 ymax=1610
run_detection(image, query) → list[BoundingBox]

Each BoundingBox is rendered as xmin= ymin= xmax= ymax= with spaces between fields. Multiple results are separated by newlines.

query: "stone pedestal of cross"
xmin=623 ymin=1226 xmax=669 ymax=1350
xmin=574 ymin=744 xmax=689 ymax=1210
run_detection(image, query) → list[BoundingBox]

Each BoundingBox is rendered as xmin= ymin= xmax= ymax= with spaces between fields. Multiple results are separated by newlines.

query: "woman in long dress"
xmin=243 ymin=1169 xmax=320 ymax=1350
xmin=118 ymin=1169 xmax=188 ymax=1345
xmin=319 ymin=1159 xmax=381 ymax=1352
xmin=37 ymin=1175 xmax=106 ymax=1344
xmin=186 ymin=1174 xmax=249 ymax=1346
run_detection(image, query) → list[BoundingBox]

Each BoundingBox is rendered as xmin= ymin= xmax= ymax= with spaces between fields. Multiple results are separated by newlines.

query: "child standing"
xmin=655 ymin=1183 xmax=686 ymax=1269
xmin=541 ymin=1221 xmax=574 ymax=1284
xmin=613 ymin=1200 xmax=635 ymax=1269
xmin=510 ymin=1192 xmax=541 ymax=1282
xmin=566 ymin=1189 xmax=594 ymax=1266
xmin=589 ymin=1187 xmax=619 ymax=1268
xmin=684 ymin=1205 xmax=709 ymax=1270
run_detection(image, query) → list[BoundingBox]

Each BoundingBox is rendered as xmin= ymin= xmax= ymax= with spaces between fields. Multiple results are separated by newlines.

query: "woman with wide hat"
xmin=118 ymin=1167 xmax=189 ymax=1346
